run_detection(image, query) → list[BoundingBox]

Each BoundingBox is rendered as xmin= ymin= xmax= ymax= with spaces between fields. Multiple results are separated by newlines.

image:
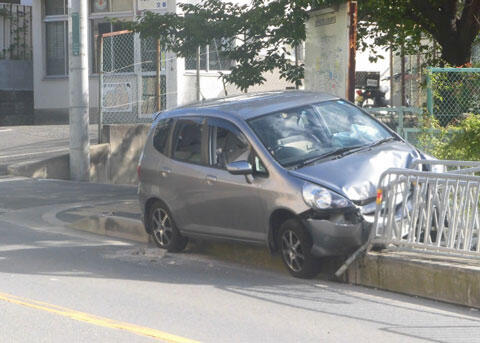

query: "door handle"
xmin=160 ymin=167 xmax=171 ymax=178
xmin=205 ymin=175 xmax=217 ymax=184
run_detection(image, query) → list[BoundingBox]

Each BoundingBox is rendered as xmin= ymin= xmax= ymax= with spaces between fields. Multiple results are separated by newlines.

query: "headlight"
xmin=302 ymin=183 xmax=351 ymax=210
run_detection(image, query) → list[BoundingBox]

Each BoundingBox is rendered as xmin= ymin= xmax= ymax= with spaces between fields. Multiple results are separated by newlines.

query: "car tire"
xmin=278 ymin=219 xmax=318 ymax=279
xmin=148 ymin=201 xmax=188 ymax=252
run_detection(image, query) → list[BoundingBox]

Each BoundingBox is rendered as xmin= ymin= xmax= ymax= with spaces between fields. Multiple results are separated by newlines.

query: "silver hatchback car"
xmin=138 ymin=91 xmax=424 ymax=278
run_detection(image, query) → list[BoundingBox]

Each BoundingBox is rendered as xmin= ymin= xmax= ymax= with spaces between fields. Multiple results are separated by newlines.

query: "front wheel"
xmin=278 ymin=219 xmax=318 ymax=278
xmin=149 ymin=201 xmax=188 ymax=252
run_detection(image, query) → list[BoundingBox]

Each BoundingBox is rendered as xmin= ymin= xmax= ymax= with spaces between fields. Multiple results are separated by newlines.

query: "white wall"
xmin=176 ymin=69 xmax=295 ymax=106
xmin=304 ymin=4 xmax=350 ymax=99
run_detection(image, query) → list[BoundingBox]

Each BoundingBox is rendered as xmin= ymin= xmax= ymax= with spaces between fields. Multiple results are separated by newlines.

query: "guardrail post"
xmin=426 ymin=67 xmax=433 ymax=116
xmin=398 ymin=108 xmax=404 ymax=137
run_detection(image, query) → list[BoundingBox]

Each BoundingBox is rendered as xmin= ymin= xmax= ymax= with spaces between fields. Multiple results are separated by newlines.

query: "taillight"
xmin=376 ymin=189 xmax=383 ymax=204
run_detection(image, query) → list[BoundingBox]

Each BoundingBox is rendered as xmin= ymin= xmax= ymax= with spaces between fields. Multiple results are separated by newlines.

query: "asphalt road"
xmin=0 ymin=125 xmax=97 ymax=173
xmin=0 ymin=177 xmax=480 ymax=342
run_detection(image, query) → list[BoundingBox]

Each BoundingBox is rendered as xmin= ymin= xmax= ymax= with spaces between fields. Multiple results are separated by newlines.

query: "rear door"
xmin=164 ymin=116 xmax=210 ymax=232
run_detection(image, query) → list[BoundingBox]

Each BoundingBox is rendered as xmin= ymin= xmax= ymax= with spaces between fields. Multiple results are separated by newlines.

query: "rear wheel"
xmin=278 ymin=219 xmax=318 ymax=278
xmin=149 ymin=201 xmax=188 ymax=252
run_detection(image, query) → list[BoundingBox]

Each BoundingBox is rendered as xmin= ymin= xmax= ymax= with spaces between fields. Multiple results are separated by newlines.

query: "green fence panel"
xmin=426 ymin=68 xmax=480 ymax=126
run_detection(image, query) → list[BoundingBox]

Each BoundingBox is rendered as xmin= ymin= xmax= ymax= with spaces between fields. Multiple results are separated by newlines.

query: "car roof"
xmin=161 ymin=90 xmax=339 ymax=121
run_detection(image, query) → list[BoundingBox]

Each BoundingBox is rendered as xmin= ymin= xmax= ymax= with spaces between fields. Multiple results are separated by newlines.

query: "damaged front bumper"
xmin=301 ymin=208 xmax=373 ymax=257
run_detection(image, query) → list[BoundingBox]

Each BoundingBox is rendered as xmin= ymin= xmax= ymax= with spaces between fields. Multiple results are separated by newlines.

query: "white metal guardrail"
xmin=335 ymin=160 xmax=480 ymax=277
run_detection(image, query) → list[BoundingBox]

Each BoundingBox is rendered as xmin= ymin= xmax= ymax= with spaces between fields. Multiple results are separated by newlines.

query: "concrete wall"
xmin=7 ymin=124 xmax=149 ymax=185
xmin=0 ymin=60 xmax=33 ymax=91
xmin=102 ymin=124 xmax=150 ymax=185
xmin=8 ymin=143 xmax=110 ymax=183
xmin=304 ymin=4 xmax=350 ymax=99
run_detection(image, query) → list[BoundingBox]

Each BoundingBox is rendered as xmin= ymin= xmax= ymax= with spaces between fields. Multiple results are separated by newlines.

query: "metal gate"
xmin=98 ymin=30 xmax=166 ymax=127
xmin=373 ymin=160 xmax=480 ymax=255
xmin=336 ymin=160 xmax=480 ymax=277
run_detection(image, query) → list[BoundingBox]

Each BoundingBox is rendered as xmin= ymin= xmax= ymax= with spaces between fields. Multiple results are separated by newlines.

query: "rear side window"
xmin=172 ymin=118 xmax=206 ymax=165
xmin=153 ymin=118 xmax=173 ymax=155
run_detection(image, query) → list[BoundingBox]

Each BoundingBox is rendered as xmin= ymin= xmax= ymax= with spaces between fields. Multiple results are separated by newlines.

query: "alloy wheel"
xmin=151 ymin=208 xmax=173 ymax=247
xmin=281 ymin=229 xmax=305 ymax=272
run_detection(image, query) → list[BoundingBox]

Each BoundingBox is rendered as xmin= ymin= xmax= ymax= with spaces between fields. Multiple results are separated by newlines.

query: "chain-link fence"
xmin=427 ymin=67 xmax=480 ymax=126
xmin=99 ymin=30 xmax=166 ymax=127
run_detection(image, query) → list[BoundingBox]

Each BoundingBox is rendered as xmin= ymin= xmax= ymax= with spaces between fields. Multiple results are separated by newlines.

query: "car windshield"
xmin=248 ymin=100 xmax=393 ymax=167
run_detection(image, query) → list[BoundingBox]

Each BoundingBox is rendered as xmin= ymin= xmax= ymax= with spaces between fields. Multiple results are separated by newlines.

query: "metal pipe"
xmin=347 ymin=0 xmax=357 ymax=102
xmin=98 ymin=35 xmax=103 ymax=144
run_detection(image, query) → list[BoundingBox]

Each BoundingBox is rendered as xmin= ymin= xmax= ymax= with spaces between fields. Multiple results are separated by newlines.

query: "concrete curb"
xmin=69 ymin=215 xmax=149 ymax=243
xmin=69 ymin=214 xmax=287 ymax=273
xmin=69 ymin=214 xmax=480 ymax=309
xmin=346 ymin=251 xmax=480 ymax=309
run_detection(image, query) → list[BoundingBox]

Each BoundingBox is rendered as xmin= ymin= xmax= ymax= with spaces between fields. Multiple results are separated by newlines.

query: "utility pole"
xmin=347 ymin=0 xmax=357 ymax=102
xmin=68 ymin=0 xmax=90 ymax=181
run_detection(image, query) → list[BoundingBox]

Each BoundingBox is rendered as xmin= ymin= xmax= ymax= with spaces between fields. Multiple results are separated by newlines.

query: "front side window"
xmin=172 ymin=118 xmax=205 ymax=165
xmin=249 ymin=100 xmax=392 ymax=168
xmin=208 ymin=119 xmax=250 ymax=168
xmin=208 ymin=118 xmax=268 ymax=175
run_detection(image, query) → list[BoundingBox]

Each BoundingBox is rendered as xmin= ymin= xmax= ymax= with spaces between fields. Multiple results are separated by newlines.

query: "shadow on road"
xmin=0 ymin=217 xmax=479 ymax=343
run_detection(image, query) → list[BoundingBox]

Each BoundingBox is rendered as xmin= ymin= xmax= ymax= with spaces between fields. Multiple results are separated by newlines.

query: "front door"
xmin=187 ymin=117 xmax=266 ymax=242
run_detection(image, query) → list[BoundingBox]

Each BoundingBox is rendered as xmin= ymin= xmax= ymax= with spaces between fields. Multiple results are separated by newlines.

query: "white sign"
xmin=366 ymin=78 xmax=379 ymax=87
xmin=304 ymin=4 xmax=350 ymax=98
xmin=103 ymin=83 xmax=133 ymax=112
xmin=138 ymin=0 xmax=168 ymax=11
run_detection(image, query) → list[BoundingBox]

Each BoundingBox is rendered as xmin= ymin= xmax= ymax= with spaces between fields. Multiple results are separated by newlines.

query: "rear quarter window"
xmin=153 ymin=118 xmax=173 ymax=155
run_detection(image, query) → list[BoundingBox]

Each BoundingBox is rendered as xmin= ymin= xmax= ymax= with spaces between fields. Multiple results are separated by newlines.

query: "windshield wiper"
xmin=367 ymin=137 xmax=397 ymax=148
xmin=289 ymin=145 xmax=364 ymax=169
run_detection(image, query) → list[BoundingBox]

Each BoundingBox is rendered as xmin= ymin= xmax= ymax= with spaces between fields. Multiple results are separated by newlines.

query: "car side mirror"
xmin=226 ymin=161 xmax=253 ymax=175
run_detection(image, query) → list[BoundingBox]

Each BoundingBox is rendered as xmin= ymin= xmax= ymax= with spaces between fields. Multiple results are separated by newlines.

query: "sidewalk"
xmin=57 ymin=186 xmax=480 ymax=309
xmin=0 ymin=125 xmax=97 ymax=175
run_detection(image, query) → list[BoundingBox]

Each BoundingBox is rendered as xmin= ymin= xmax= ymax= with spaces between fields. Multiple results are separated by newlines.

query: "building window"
xmin=91 ymin=19 xmax=132 ymax=73
xmin=44 ymin=0 xmax=68 ymax=76
xmin=91 ymin=0 xmax=132 ymax=13
xmin=45 ymin=0 xmax=67 ymax=15
xmin=46 ymin=21 xmax=68 ymax=75
xmin=185 ymin=39 xmax=234 ymax=72
xmin=44 ymin=0 xmax=134 ymax=76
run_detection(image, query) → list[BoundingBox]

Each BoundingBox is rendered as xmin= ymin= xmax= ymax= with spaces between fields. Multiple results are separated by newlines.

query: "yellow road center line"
xmin=0 ymin=291 xmax=200 ymax=343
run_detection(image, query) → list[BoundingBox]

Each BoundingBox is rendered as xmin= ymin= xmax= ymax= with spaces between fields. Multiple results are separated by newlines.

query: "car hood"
xmin=288 ymin=141 xmax=420 ymax=202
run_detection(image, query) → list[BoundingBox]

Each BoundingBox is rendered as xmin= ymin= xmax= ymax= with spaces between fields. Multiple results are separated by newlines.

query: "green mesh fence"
xmin=427 ymin=68 xmax=480 ymax=126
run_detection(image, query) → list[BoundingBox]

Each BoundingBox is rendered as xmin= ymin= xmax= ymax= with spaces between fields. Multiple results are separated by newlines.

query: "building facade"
xmin=31 ymin=0 xmax=293 ymax=124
